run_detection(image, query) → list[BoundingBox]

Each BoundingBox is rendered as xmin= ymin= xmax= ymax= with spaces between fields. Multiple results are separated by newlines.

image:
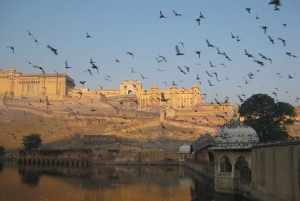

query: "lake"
xmin=0 ymin=162 xmax=250 ymax=201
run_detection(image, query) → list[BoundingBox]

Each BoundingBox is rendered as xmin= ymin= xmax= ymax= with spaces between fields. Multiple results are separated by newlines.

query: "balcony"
xmin=215 ymin=172 xmax=240 ymax=178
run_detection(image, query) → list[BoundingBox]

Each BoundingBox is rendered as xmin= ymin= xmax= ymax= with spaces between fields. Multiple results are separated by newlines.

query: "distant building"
xmin=0 ymin=67 xmax=75 ymax=100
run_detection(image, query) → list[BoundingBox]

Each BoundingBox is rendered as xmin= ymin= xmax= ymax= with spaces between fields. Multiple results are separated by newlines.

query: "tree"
xmin=238 ymin=94 xmax=297 ymax=141
xmin=22 ymin=134 xmax=42 ymax=150
xmin=0 ymin=146 xmax=5 ymax=156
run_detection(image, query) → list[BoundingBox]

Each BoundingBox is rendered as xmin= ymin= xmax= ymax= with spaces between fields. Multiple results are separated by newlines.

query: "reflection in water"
xmin=0 ymin=162 xmax=4 ymax=173
xmin=0 ymin=163 xmax=250 ymax=201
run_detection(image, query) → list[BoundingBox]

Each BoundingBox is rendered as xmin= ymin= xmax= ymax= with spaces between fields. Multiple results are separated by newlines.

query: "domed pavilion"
xmin=210 ymin=113 xmax=259 ymax=194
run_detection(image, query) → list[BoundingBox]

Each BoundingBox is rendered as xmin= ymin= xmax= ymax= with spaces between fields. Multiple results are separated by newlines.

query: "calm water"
xmin=0 ymin=162 xmax=250 ymax=201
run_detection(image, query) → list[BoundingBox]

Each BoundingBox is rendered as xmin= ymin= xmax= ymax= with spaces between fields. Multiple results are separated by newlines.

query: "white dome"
xmin=211 ymin=116 xmax=259 ymax=149
xmin=178 ymin=143 xmax=190 ymax=154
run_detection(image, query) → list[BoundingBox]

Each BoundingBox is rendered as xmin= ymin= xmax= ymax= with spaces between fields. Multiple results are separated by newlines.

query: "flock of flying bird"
xmin=4 ymin=0 xmax=299 ymax=106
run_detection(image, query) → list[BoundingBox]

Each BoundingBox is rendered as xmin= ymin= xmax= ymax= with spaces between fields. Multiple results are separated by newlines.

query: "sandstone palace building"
xmin=1 ymin=67 xmax=234 ymax=120
xmin=0 ymin=67 xmax=75 ymax=99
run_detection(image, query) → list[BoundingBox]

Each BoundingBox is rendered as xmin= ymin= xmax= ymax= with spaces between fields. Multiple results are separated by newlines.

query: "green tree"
xmin=0 ymin=146 xmax=5 ymax=156
xmin=238 ymin=94 xmax=297 ymax=141
xmin=22 ymin=134 xmax=42 ymax=150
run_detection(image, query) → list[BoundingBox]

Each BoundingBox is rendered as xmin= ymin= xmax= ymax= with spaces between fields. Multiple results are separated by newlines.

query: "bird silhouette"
xmin=259 ymin=26 xmax=268 ymax=34
xmin=91 ymin=64 xmax=99 ymax=74
xmin=246 ymin=8 xmax=251 ymax=14
xmin=253 ymin=60 xmax=264 ymax=66
xmin=268 ymin=35 xmax=274 ymax=44
xmin=206 ymin=39 xmax=215 ymax=48
xmin=236 ymin=35 xmax=241 ymax=42
xmin=256 ymin=14 xmax=260 ymax=19
xmin=245 ymin=49 xmax=254 ymax=58
xmin=177 ymin=66 xmax=186 ymax=74
xmin=199 ymin=11 xmax=205 ymax=19
xmin=159 ymin=11 xmax=167 ymax=18
xmin=126 ymin=52 xmax=134 ymax=57
xmin=259 ymin=53 xmax=268 ymax=60
xmin=156 ymin=57 xmax=163 ymax=63
xmin=269 ymin=0 xmax=281 ymax=6
xmin=84 ymin=69 xmax=92 ymax=75
xmin=7 ymin=46 xmax=14 ymax=54
xmin=32 ymin=65 xmax=45 ymax=74
xmin=86 ymin=32 xmax=93 ymax=38
xmin=231 ymin=32 xmax=235 ymax=39
xmin=32 ymin=38 xmax=38 ymax=44
xmin=206 ymin=71 xmax=213 ymax=77
xmin=131 ymin=67 xmax=136 ymax=73
xmin=175 ymin=45 xmax=184 ymax=55
xmin=47 ymin=45 xmax=58 ymax=55
xmin=158 ymin=55 xmax=167 ymax=62
xmin=27 ymin=30 xmax=33 ymax=36
xmin=195 ymin=51 xmax=201 ymax=58
xmin=141 ymin=74 xmax=147 ymax=79
xmin=209 ymin=61 xmax=216 ymax=67
xmin=173 ymin=10 xmax=182 ymax=16
xmin=90 ymin=58 xmax=96 ymax=64
xmin=184 ymin=66 xmax=190 ymax=72
xmin=278 ymin=38 xmax=286 ymax=46
xmin=65 ymin=60 xmax=73 ymax=69
xmin=195 ymin=18 xmax=201 ymax=26
xmin=208 ymin=80 xmax=215 ymax=86
xmin=79 ymin=81 xmax=86 ymax=86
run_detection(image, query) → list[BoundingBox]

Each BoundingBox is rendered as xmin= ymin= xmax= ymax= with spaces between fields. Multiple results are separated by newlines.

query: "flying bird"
xmin=84 ymin=69 xmax=92 ymax=75
xmin=7 ymin=46 xmax=14 ymax=54
xmin=175 ymin=45 xmax=184 ymax=55
xmin=47 ymin=45 xmax=58 ymax=55
xmin=246 ymin=8 xmax=251 ymax=14
xmin=268 ymin=35 xmax=274 ymax=44
xmin=278 ymin=38 xmax=286 ymax=46
xmin=209 ymin=61 xmax=216 ymax=67
xmin=195 ymin=51 xmax=201 ymax=58
xmin=90 ymin=58 xmax=96 ymax=64
xmin=91 ymin=64 xmax=99 ymax=74
xmin=206 ymin=39 xmax=215 ymax=48
xmin=32 ymin=38 xmax=38 ymax=44
xmin=195 ymin=18 xmax=201 ymax=26
xmin=141 ymin=74 xmax=147 ymax=79
xmin=159 ymin=11 xmax=167 ymax=18
xmin=269 ymin=0 xmax=281 ymax=6
xmin=177 ymin=66 xmax=186 ymax=74
xmin=208 ymin=80 xmax=215 ymax=86
xmin=27 ymin=30 xmax=33 ymax=36
xmin=32 ymin=65 xmax=45 ymax=74
xmin=126 ymin=52 xmax=134 ymax=57
xmin=173 ymin=10 xmax=182 ymax=16
xmin=245 ymin=49 xmax=254 ymax=58
xmin=253 ymin=60 xmax=264 ymax=66
xmin=205 ymin=71 xmax=213 ymax=77
xmin=199 ymin=11 xmax=205 ymax=19
xmin=65 ymin=60 xmax=73 ymax=69
xmin=86 ymin=32 xmax=93 ymax=38
xmin=259 ymin=26 xmax=268 ymax=34
xmin=158 ymin=55 xmax=167 ymax=62
xmin=79 ymin=81 xmax=86 ymax=86
xmin=231 ymin=33 xmax=235 ymax=39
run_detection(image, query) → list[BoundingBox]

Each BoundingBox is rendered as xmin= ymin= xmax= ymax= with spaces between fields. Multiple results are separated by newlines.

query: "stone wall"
xmin=251 ymin=141 xmax=300 ymax=201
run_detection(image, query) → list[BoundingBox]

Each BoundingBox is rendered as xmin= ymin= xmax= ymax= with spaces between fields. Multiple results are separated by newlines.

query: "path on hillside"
xmin=104 ymin=121 xmax=162 ymax=134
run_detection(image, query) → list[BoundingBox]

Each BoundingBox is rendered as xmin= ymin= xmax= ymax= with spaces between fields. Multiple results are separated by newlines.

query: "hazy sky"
xmin=1 ymin=0 xmax=299 ymax=106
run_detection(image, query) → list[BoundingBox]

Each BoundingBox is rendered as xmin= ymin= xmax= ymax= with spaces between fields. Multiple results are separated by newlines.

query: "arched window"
xmin=220 ymin=156 xmax=232 ymax=172
xmin=235 ymin=155 xmax=248 ymax=171
xmin=206 ymin=152 xmax=214 ymax=162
